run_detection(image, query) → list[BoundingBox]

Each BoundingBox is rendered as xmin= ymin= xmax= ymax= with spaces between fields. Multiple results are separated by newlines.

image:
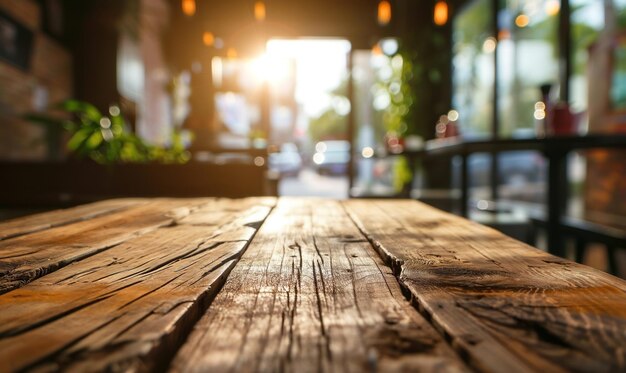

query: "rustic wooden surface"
xmin=345 ymin=199 xmax=626 ymax=373
xmin=171 ymin=198 xmax=467 ymax=373
xmin=0 ymin=199 xmax=146 ymax=241
xmin=1 ymin=197 xmax=625 ymax=373
xmin=0 ymin=198 xmax=274 ymax=372
xmin=0 ymin=198 xmax=210 ymax=294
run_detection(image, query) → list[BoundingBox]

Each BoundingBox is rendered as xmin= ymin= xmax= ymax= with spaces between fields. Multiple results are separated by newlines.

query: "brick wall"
xmin=0 ymin=0 xmax=72 ymax=160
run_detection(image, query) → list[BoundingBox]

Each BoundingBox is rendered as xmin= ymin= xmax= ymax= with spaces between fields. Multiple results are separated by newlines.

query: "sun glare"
xmin=248 ymin=53 xmax=289 ymax=84
xmin=265 ymin=39 xmax=351 ymax=117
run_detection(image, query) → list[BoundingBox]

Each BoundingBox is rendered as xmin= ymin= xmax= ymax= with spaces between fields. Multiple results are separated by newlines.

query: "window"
xmin=452 ymin=0 xmax=495 ymax=138
xmin=570 ymin=0 xmax=604 ymax=127
xmin=498 ymin=0 xmax=560 ymax=137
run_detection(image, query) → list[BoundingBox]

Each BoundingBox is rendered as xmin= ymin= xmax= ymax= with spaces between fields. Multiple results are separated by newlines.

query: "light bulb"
xmin=254 ymin=1 xmax=266 ymax=21
xmin=378 ymin=1 xmax=391 ymax=26
xmin=182 ymin=0 xmax=196 ymax=16
xmin=434 ymin=1 xmax=448 ymax=26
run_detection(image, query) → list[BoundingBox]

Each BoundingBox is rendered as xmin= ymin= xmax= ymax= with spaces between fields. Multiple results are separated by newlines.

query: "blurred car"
xmin=269 ymin=143 xmax=302 ymax=177
xmin=451 ymin=150 xmax=546 ymax=204
xmin=312 ymin=140 xmax=350 ymax=175
xmin=464 ymin=151 xmax=545 ymax=187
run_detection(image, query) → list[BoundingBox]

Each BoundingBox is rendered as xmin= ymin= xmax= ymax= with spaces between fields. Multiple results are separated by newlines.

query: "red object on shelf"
xmin=445 ymin=122 xmax=459 ymax=137
xmin=385 ymin=133 xmax=405 ymax=153
xmin=549 ymin=103 xmax=576 ymax=135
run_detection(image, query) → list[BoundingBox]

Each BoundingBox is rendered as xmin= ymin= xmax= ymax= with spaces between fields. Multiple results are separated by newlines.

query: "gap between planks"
xmin=169 ymin=198 xmax=470 ymax=373
xmin=344 ymin=199 xmax=626 ymax=373
xmin=0 ymin=199 xmax=148 ymax=241
xmin=0 ymin=197 xmax=275 ymax=372
xmin=0 ymin=198 xmax=220 ymax=294
xmin=10 ymin=197 xmax=620 ymax=372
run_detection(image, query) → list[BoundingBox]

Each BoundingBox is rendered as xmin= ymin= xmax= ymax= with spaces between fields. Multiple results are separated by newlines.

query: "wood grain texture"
xmin=0 ymin=197 xmax=275 ymax=372
xmin=171 ymin=198 xmax=469 ymax=373
xmin=0 ymin=199 xmax=211 ymax=294
xmin=344 ymin=199 xmax=626 ymax=373
xmin=0 ymin=199 xmax=146 ymax=241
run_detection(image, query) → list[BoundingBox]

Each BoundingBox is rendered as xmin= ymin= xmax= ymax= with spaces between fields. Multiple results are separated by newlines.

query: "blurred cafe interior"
xmin=0 ymin=0 xmax=625 ymax=276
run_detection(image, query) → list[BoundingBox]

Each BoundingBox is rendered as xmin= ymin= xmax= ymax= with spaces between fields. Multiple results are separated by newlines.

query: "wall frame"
xmin=0 ymin=9 xmax=34 ymax=71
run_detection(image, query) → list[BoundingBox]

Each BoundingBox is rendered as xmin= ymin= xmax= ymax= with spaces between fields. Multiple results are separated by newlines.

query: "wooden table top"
xmin=1 ymin=197 xmax=625 ymax=372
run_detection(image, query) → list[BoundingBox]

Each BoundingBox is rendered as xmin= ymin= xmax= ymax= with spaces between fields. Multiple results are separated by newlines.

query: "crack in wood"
xmin=170 ymin=199 xmax=469 ymax=373
xmin=0 ymin=199 xmax=147 ymax=242
xmin=0 ymin=200 xmax=213 ymax=294
xmin=312 ymin=236 xmax=325 ymax=265
xmin=0 ymin=294 xmax=115 ymax=338
xmin=0 ymin=198 xmax=276 ymax=372
xmin=344 ymin=199 xmax=626 ymax=373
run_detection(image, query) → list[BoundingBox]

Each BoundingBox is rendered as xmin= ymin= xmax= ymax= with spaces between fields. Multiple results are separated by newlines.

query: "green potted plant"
xmin=26 ymin=99 xmax=191 ymax=164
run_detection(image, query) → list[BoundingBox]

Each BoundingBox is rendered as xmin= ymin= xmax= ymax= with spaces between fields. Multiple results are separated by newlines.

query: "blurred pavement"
xmin=278 ymin=168 xmax=349 ymax=199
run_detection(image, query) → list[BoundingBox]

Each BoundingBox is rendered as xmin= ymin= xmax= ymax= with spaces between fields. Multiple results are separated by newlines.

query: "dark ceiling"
xmin=169 ymin=0 xmax=390 ymax=42
xmin=167 ymin=0 xmax=407 ymax=55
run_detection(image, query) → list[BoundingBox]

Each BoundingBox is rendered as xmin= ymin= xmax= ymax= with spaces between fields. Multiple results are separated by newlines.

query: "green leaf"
xmin=67 ymin=128 xmax=92 ymax=151
xmin=110 ymin=114 xmax=125 ymax=132
xmin=28 ymin=98 xmax=192 ymax=165
xmin=86 ymin=131 xmax=104 ymax=149
xmin=59 ymin=100 xmax=102 ymax=122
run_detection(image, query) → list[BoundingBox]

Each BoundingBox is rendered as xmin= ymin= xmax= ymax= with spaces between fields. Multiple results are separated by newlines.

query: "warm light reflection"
xmin=447 ymin=110 xmax=459 ymax=122
xmin=315 ymin=142 xmax=327 ymax=153
xmin=515 ymin=14 xmax=529 ymax=28
xmin=265 ymin=39 xmax=351 ymax=118
xmin=372 ymin=43 xmax=383 ymax=56
xmin=436 ymin=122 xmax=447 ymax=136
xmin=109 ymin=106 xmax=121 ymax=116
xmin=227 ymin=48 xmax=238 ymax=59
xmin=380 ymin=38 xmax=398 ymax=55
xmin=535 ymin=101 xmax=546 ymax=111
xmin=477 ymin=200 xmax=489 ymax=210
xmin=434 ymin=1 xmax=448 ymax=26
xmin=203 ymin=32 xmax=215 ymax=47
xmin=534 ymin=109 xmax=546 ymax=120
xmin=254 ymin=156 xmax=265 ymax=166
xmin=313 ymin=152 xmax=325 ymax=165
xmin=482 ymin=37 xmax=497 ymax=53
xmin=181 ymin=0 xmax=196 ymax=16
xmin=249 ymin=53 xmax=290 ymax=83
xmin=99 ymin=118 xmax=111 ymax=128
xmin=534 ymin=103 xmax=547 ymax=120
xmin=212 ymin=57 xmax=223 ymax=88
xmin=254 ymin=1 xmax=266 ymax=21
xmin=545 ymin=0 xmax=560 ymax=16
xmin=378 ymin=0 xmax=391 ymax=26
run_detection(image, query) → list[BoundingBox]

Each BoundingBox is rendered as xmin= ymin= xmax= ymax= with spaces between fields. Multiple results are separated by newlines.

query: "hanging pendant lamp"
xmin=378 ymin=0 xmax=391 ymax=26
xmin=434 ymin=1 xmax=448 ymax=26
xmin=182 ymin=0 xmax=196 ymax=16
xmin=254 ymin=1 xmax=266 ymax=21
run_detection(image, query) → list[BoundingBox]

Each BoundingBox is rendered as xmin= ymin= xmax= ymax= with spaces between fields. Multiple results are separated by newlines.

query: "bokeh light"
xmin=361 ymin=147 xmax=375 ymax=159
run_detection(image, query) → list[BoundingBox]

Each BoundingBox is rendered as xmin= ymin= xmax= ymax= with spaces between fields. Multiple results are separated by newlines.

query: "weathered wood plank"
xmin=0 ymin=197 xmax=274 ymax=372
xmin=0 ymin=198 xmax=213 ymax=294
xmin=0 ymin=199 xmax=146 ymax=241
xmin=171 ymin=198 xmax=469 ymax=373
xmin=344 ymin=199 xmax=626 ymax=373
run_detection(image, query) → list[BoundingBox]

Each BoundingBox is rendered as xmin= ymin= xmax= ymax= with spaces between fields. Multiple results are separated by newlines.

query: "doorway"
xmin=262 ymin=38 xmax=352 ymax=199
